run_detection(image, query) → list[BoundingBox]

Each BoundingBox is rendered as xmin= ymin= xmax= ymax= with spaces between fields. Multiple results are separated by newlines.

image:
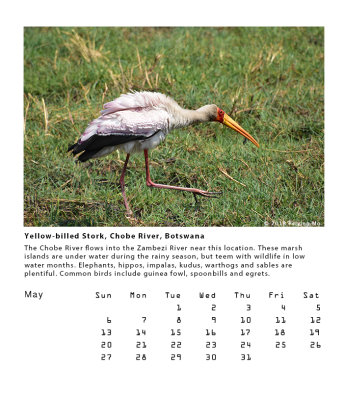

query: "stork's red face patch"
xmin=216 ymin=107 xmax=225 ymax=123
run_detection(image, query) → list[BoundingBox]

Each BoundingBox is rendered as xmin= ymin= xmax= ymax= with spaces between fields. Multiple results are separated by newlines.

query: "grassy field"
xmin=24 ymin=27 xmax=324 ymax=227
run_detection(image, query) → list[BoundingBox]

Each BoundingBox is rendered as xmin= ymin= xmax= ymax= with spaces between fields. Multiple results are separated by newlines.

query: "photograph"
xmin=24 ymin=27 xmax=324 ymax=227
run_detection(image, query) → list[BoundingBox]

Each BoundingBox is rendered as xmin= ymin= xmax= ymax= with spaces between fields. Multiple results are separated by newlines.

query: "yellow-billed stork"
xmin=68 ymin=91 xmax=259 ymax=214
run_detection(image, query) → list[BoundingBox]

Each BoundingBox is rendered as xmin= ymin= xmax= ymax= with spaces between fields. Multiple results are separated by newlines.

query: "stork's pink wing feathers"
xmin=80 ymin=108 xmax=170 ymax=142
xmin=101 ymin=91 xmax=178 ymax=115
xmin=79 ymin=91 xmax=176 ymax=142
xmin=98 ymin=109 xmax=169 ymax=135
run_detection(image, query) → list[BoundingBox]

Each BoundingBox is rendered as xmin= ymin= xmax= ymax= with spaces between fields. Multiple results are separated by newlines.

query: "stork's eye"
xmin=219 ymin=110 xmax=224 ymax=115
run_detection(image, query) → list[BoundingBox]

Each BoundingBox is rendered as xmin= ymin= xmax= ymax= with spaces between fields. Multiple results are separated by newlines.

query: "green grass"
xmin=24 ymin=27 xmax=324 ymax=226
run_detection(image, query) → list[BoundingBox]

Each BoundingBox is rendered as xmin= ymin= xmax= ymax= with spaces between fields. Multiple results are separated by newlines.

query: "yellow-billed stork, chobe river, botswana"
xmin=68 ymin=91 xmax=259 ymax=214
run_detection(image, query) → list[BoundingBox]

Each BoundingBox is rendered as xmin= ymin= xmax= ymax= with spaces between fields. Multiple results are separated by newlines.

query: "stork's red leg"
xmin=119 ymin=153 xmax=132 ymax=214
xmin=144 ymin=150 xmax=221 ymax=198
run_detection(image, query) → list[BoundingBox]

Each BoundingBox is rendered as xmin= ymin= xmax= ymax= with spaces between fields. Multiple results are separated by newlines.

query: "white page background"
xmin=1 ymin=2 xmax=344 ymax=399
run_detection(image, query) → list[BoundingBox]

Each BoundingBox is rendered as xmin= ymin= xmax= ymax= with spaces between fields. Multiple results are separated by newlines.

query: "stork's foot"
xmin=125 ymin=209 xmax=133 ymax=217
xmin=193 ymin=189 xmax=222 ymax=198
xmin=193 ymin=191 xmax=221 ymax=207
xmin=146 ymin=178 xmax=222 ymax=199
xmin=125 ymin=211 xmax=145 ymax=226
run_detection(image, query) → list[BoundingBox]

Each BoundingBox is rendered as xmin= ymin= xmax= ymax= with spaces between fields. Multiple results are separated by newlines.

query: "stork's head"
xmin=200 ymin=105 xmax=259 ymax=148
xmin=216 ymin=106 xmax=259 ymax=147
xmin=195 ymin=104 xmax=259 ymax=148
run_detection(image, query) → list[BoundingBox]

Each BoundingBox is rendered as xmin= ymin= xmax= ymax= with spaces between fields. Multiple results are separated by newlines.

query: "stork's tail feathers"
xmin=67 ymin=143 xmax=77 ymax=153
xmin=67 ymin=141 xmax=93 ymax=162
xmin=67 ymin=136 xmax=107 ymax=163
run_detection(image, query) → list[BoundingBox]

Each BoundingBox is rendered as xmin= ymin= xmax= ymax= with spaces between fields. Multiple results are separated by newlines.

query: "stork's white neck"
xmin=169 ymin=106 xmax=213 ymax=130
